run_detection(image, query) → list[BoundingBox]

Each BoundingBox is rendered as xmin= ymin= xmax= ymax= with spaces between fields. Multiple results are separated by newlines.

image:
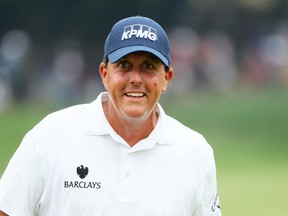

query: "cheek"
xmin=103 ymin=77 xmax=110 ymax=90
xmin=106 ymin=74 xmax=126 ymax=91
xmin=151 ymin=80 xmax=161 ymax=90
xmin=103 ymin=79 xmax=108 ymax=90
xmin=150 ymin=76 xmax=167 ymax=93
xmin=152 ymin=82 xmax=166 ymax=94
xmin=161 ymin=79 xmax=168 ymax=92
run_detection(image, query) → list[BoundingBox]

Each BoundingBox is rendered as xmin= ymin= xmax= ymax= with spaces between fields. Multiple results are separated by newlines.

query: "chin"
xmin=121 ymin=109 xmax=149 ymax=120
xmin=124 ymin=112 xmax=147 ymax=119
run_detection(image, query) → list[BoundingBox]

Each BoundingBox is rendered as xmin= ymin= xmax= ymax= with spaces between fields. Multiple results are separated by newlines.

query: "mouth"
xmin=125 ymin=92 xmax=146 ymax=98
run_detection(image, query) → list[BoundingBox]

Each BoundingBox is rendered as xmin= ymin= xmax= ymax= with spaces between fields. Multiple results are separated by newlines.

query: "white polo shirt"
xmin=0 ymin=92 xmax=221 ymax=216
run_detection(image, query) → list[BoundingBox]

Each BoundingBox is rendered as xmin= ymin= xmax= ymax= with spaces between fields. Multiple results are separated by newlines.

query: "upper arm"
xmin=0 ymin=130 xmax=44 ymax=215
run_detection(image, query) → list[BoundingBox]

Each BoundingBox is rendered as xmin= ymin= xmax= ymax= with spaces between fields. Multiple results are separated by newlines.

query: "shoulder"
xmin=162 ymin=114 xmax=214 ymax=158
xmin=160 ymin=114 xmax=216 ymax=179
xmin=26 ymin=102 xmax=98 ymax=142
xmin=39 ymin=103 xmax=93 ymax=128
xmin=164 ymin=115 xmax=208 ymax=144
xmin=45 ymin=103 xmax=92 ymax=122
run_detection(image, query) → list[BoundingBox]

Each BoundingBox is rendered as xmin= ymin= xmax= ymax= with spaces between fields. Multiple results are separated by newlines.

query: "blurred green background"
xmin=1 ymin=0 xmax=288 ymax=215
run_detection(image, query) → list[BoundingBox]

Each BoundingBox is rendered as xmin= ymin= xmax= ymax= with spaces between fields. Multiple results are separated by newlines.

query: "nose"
xmin=130 ymin=68 xmax=143 ymax=85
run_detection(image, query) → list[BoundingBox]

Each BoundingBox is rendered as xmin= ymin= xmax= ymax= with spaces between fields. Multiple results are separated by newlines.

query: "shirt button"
xmin=124 ymin=171 xmax=130 ymax=178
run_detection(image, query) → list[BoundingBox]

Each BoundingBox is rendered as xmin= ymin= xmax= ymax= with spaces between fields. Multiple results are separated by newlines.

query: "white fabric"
xmin=0 ymin=92 xmax=221 ymax=216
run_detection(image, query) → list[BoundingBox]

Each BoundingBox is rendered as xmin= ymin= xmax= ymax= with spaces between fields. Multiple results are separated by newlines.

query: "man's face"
xmin=99 ymin=52 xmax=173 ymax=121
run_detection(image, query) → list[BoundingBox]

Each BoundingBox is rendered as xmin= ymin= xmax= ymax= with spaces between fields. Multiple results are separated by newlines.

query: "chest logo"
xmin=64 ymin=165 xmax=101 ymax=189
xmin=77 ymin=165 xmax=89 ymax=179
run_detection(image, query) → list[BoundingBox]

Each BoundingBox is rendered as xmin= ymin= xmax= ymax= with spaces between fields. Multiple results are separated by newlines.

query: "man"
xmin=0 ymin=16 xmax=222 ymax=215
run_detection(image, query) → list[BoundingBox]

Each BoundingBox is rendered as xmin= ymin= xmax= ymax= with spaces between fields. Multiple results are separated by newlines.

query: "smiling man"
xmin=0 ymin=16 xmax=222 ymax=216
xmin=100 ymin=51 xmax=173 ymax=147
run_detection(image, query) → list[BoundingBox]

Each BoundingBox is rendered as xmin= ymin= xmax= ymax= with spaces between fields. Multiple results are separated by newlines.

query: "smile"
xmin=125 ymin=92 xmax=145 ymax=97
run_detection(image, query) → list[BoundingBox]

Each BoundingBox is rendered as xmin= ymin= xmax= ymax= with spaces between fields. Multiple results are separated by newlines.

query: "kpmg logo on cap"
xmin=121 ymin=24 xmax=157 ymax=41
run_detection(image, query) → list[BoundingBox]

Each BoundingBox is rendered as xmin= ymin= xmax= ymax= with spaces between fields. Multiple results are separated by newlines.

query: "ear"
xmin=162 ymin=67 xmax=174 ymax=93
xmin=99 ymin=62 xmax=108 ymax=90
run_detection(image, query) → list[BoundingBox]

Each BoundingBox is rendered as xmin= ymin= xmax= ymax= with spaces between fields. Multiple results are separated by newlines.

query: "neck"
xmin=102 ymin=101 xmax=158 ymax=147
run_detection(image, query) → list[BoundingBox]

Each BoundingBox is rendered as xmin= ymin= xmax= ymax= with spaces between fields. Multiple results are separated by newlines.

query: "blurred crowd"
xmin=1 ymin=22 xmax=288 ymax=113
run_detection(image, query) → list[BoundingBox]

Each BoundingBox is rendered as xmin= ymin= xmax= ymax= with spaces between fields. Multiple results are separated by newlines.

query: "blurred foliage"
xmin=1 ymin=0 xmax=288 ymax=50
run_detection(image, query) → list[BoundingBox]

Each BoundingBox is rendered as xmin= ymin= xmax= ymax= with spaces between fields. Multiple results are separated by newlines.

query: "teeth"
xmin=126 ymin=92 xmax=145 ymax=97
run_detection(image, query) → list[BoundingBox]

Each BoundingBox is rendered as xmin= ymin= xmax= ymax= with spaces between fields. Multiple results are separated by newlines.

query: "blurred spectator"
xmin=240 ymin=47 xmax=269 ymax=87
xmin=0 ymin=29 xmax=31 ymax=101
xmin=169 ymin=27 xmax=199 ymax=95
xmin=40 ymin=39 xmax=85 ymax=106
xmin=0 ymin=75 xmax=13 ymax=114
xmin=195 ymin=32 xmax=238 ymax=92
xmin=169 ymin=28 xmax=238 ymax=94
xmin=240 ymin=23 xmax=288 ymax=87
xmin=258 ymin=28 xmax=288 ymax=86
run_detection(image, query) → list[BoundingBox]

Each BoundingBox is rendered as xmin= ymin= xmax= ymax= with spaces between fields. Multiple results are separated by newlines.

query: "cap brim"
xmin=107 ymin=46 xmax=169 ymax=67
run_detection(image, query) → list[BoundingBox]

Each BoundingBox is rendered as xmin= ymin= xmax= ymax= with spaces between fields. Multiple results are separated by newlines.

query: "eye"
xmin=142 ymin=62 xmax=154 ymax=70
xmin=118 ymin=60 xmax=131 ymax=70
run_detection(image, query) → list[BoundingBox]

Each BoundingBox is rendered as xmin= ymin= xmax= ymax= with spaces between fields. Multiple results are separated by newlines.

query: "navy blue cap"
xmin=103 ymin=16 xmax=170 ymax=67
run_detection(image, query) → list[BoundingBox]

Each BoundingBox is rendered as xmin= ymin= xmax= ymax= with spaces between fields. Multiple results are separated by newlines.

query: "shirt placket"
xmin=118 ymin=148 xmax=135 ymax=203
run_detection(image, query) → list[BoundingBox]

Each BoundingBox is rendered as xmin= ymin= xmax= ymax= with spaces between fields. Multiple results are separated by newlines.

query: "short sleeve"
xmin=193 ymin=146 xmax=222 ymax=216
xmin=0 ymin=129 xmax=44 ymax=215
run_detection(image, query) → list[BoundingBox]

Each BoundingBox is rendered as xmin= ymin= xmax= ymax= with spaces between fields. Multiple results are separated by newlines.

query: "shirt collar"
xmin=85 ymin=92 xmax=112 ymax=136
xmin=85 ymin=92 xmax=174 ymax=147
